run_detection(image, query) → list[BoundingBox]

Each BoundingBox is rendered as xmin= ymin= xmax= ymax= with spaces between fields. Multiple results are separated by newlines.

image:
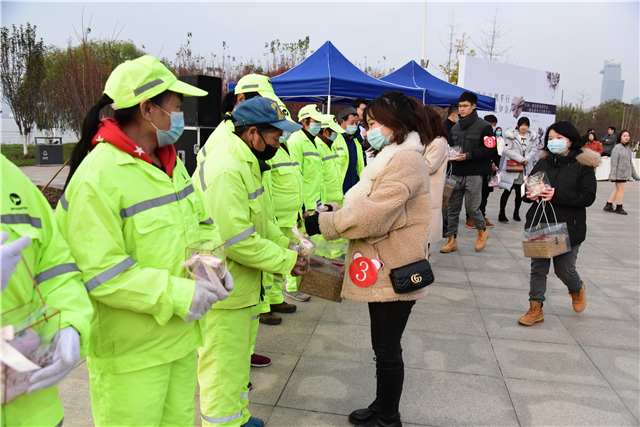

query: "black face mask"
xmin=250 ymin=131 xmax=279 ymax=161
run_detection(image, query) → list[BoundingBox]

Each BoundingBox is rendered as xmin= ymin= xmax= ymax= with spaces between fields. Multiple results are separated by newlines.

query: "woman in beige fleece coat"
xmin=423 ymin=105 xmax=449 ymax=247
xmin=305 ymin=91 xmax=431 ymax=427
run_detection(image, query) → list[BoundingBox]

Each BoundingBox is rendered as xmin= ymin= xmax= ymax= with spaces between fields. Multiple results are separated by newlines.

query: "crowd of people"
xmin=1 ymin=54 xmax=637 ymax=427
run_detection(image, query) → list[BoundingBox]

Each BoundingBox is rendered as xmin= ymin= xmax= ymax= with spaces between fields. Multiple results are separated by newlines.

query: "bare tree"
xmin=572 ymin=89 xmax=591 ymax=128
xmin=438 ymin=14 xmax=460 ymax=82
xmin=0 ymin=23 xmax=45 ymax=154
xmin=474 ymin=6 xmax=513 ymax=62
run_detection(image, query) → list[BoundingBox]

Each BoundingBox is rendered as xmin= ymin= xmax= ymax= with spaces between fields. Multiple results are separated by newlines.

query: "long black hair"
xmin=65 ymin=91 xmax=173 ymax=189
xmin=221 ymin=90 xmax=260 ymax=117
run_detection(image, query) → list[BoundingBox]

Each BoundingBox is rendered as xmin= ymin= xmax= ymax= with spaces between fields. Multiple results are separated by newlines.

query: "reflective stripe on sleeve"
xmin=35 ymin=263 xmax=80 ymax=284
xmin=270 ymin=162 xmax=296 ymax=169
xmin=201 ymin=217 xmax=214 ymax=225
xmin=303 ymin=152 xmax=320 ymax=157
xmin=336 ymin=147 xmax=344 ymax=151
xmin=202 ymin=412 xmax=242 ymax=424
xmin=201 ymin=146 xmax=207 ymax=158
xmin=251 ymin=314 xmax=260 ymax=320
xmin=199 ymin=161 xmax=207 ymax=191
xmin=84 ymin=257 xmax=137 ymax=292
xmin=226 ymin=226 xmax=255 ymax=247
xmin=120 ymin=185 xmax=194 ymax=219
xmin=1 ymin=214 xmax=42 ymax=228
xmin=265 ymin=286 xmax=272 ymax=290
xmin=322 ymin=154 xmax=339 ymax=161
xmin=274 ymin=279 xmax=282 ymax=283
xmin=59 ymin=192 xmax=69 ymax=210
xmin=240 ymin=392 xmax=250 ymax=399
xmin=248 ymin=187 xmax=265 ymax=200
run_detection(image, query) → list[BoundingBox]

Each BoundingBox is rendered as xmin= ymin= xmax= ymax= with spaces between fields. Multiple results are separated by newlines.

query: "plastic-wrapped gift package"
xmin=525 ymin=171 xmax=552 ymax=198
xmin=448 ymin=145 xmax=462 ymax=160
xmin=522 ymin=201 xmax=571 ymax=259
xmin=1 ymin=303 xmax=61 ymax=404
xmin=182 ymin=240 xmax=227 ymax=282
xmin=289 ymin=226 xmax=316 ymax=273
xmin=488 ymin=173 xmax=502 ymax=188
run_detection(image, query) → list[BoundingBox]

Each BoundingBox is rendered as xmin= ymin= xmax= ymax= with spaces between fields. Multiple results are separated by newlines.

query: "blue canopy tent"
xmin=229 ymin=41 xmax=432 ymax=110
xmin=380 ymin=60 xmax=496 ymax=111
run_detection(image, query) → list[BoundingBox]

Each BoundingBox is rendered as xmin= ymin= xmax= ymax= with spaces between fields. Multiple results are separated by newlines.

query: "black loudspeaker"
xmin=178 ymin=75 xmax=222 ymax=127
xmin=175 ymin=127 xmax=216 ymax=176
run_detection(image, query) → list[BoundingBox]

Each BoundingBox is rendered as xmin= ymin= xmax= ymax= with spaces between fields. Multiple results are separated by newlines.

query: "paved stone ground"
xmin=49 ymin=178 xmax=639 ymax=426
xmin=19 ymin=165 xmax=69 ymax=189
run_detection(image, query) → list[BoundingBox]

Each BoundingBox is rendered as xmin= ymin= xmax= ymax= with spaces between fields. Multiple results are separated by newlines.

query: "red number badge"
xmin=349 ymin=252 xmax=383 ymax=288
xmin=484 ymin=136 xmax=496 ymax=148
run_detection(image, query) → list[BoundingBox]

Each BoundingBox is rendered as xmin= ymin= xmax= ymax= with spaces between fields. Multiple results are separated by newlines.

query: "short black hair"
xmin=447 ymin=103 xmax=459 ymax=116
xmin=517 ymin=117 xmax=530 ymax=128
xmin=609 ymin=126 xmax=616 ymax=132
xmin=484 ymin=114 xmax=497 ymax=124
xmin=459 ymin=91 xmax=477 ymax=105
xmin=351 ymin=98 xmax=368 ymax=109
xmin=544 ymin=121 xmax=584 ymax=153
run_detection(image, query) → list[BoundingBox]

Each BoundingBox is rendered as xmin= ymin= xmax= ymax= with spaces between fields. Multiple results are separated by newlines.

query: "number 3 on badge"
xmin=349 ymin=252 xmax=382 ymax=288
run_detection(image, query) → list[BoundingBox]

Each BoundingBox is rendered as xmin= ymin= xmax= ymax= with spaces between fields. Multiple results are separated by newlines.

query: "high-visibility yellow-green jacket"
xmin=1 ymin=154 xmax=93 ymax=427
xmin=333 ymin=134 xmax=365 ymax=183
xmin=265 ymin=145 xmax=304 ymax=229
xmin=195 ymin=118 xmax=235 ymax=174
xmin=55 ymin=143 xmax=219 ymax=375
xmin=192 ymin=125 xmax=298 ymax=310
xmin=287 ymin=129 xmax=322 ymax=210
xmin=315 ymin=137 xmax=344 ymax=205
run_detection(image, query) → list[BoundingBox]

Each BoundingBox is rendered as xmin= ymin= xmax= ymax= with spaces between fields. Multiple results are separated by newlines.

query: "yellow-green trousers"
xmin=89 ymin=351 xmax=197 ymax=426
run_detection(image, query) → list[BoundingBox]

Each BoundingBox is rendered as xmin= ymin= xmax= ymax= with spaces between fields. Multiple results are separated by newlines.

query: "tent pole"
xmin=421 ymin=0 xmax=427 ymax=67
xmin=327 ymin=96 xmax=332 ymax=114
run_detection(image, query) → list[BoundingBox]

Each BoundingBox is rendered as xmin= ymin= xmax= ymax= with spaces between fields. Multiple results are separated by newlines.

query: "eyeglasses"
xmin=459 ymin=104 xmax=472 ymax=108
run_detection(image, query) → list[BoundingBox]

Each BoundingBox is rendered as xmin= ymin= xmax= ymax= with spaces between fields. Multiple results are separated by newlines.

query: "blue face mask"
xmin=345 ymin=124 xmax=358 ymax=135
xmin=368 ymin=126 xmax=392 ymax=151
xmin=152 ymin=106 xmax=185 ymax=147
xmin=328 ymin=132 xmax=338 ymax=142
xmin=308 ymin=122 xmax=322 ymax=136
xmin=548 ymin=139 xmax=569 ymax=155
xmin=279 ymin=130 xmax=292 ymax=143
xmin=496 ymin=131 xmax=502 ymax=136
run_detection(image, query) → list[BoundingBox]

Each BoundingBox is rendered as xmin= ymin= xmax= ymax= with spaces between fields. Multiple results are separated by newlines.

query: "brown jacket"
xmin=318 ymin=132 xmax=431 ymax=303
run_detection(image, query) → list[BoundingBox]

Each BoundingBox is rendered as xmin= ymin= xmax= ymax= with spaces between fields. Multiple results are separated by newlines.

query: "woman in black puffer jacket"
xmin=518 ymin=121 xmax=599 ymax=326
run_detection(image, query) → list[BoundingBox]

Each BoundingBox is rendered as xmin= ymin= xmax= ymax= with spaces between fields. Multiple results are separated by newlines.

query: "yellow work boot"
xmin=475 ymin=229 xmax=489 ymax=251
xmin=518 ymin=301 xmax=544 ymax=326
xmin=440 ymin=236 xmax=457 ymax=253
xmin=570 ymin=283 xmax=587 ymax=312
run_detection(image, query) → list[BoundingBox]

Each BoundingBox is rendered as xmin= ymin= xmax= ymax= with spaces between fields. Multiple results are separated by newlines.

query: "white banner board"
xmin=458 ymin=55 xmax=560 ymax=149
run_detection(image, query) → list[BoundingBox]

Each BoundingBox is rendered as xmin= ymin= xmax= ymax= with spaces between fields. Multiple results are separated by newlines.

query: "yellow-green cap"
xmin=298 ymin=104 xmax=325 ymax=123
xmin=236 ymin=74 xmax=293 ymax=121
xmin=104 ymin=55 xmax=208 ymax=109
xmin=320 ymin=115 xmax=346 ymax=134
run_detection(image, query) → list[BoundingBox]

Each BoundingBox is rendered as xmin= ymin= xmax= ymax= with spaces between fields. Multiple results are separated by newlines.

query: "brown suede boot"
xmin=475 ymin=229 xmax=489 ymax=251
xmin=484 ymin=217 xmax=495 ymax=228
xmin=614 ymin=205 xmax=628 ymax=215
xmin=570 ymin=283 xmax=587 ymax=312
xmin=518 ymin=301 xmax=544 ymax=326
xmin=440 ymin=236 xmax=458 ymax=253
xmin=464 ymin=218 xmax=474 ymax=228
xmin=603 ymin=202 xmax=614 ymax=212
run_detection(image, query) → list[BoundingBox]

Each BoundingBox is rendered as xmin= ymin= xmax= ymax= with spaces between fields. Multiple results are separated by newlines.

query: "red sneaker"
xmin=247 ymin=382 xmax=252 ymax=391
xmin=251 ymin=354 xmax=271 ymax=368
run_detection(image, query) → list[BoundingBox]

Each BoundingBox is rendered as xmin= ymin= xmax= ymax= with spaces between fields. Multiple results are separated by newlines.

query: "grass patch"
xmin=1 ymin=143 xmax=77 ymax=167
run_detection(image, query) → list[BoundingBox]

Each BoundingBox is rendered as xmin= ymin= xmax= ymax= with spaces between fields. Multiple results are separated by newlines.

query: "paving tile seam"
xmin=488 ymin=335 xmax=581 ymax=347
xmin=611 ymin=388 xmax=640 ymax=423
xmin=502 ymin=374 xmax=623 ymax=392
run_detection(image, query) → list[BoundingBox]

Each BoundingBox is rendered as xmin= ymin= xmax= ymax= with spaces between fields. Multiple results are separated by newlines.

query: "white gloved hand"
xmin=184 ymin=276 xmax=231 ymax=323
xmin=1 ymin=231 xmax=32 ymax=291
xmin=28 ymin=326 xmax=80 ymax=394
xmin=221 ymin=269 xmax=234 ymax=292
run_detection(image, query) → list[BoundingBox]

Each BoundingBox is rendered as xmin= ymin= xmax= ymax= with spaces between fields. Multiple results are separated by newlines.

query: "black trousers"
xmin=500 ymin=184 xmax=522 ymax=214
xmin=368 ymin=300 xmax=416 ymax=418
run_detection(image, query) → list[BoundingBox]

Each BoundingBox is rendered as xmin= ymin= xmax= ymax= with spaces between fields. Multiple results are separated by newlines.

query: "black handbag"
xmin=375 ymin=245 xmax=435 ymax=294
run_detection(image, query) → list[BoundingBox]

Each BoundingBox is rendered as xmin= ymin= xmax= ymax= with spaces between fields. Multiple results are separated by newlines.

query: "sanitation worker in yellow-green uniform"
xmin=1 ymin=155 xmax=93 ymax=427
xmin=55 ymin=55 xmax=232 ymax=426
xmin=192 ymin=97 xmax=308 ymax=427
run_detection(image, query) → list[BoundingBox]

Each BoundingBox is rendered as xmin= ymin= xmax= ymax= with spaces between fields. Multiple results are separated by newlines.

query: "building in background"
xmin=631 ymin=97 xmax=640 ymax=105
xmin=599 ymin=60 xmax=624 ymax=104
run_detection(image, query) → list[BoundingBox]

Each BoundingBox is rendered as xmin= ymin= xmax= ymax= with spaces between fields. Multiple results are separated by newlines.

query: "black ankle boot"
xmin=354 ymin=413 xmax=402 ymax=427
xmin=349 ymin=403 xmax=378 ymax=425
xmin=603 ymin=202 xmax=614 ymax=212
xmin=513 ymin=211 xmax=521 ymax=221
xmin=498 ymin=211 xmax=509 ymax=223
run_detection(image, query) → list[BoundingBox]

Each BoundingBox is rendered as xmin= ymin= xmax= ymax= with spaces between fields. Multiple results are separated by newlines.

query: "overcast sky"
xmin=1 ymin=0 xmax=638 ymax=133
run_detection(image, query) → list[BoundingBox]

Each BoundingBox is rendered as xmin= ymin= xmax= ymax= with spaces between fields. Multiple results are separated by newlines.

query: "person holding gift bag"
xmin=498 ymin=117 xmax=538 ymax=223
xmin=518 ymin=121 xmax=599 ymax=326
xmin=305 ymin=91 xmax=431 ymax=427
xmin=56 ymin=56 xmax=232 ymax=426
xmin=1 ymin=155 xmax=93 ymax=427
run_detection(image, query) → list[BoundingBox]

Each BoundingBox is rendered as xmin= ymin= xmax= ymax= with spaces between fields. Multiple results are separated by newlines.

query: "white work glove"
xmin=221 ymin=269 xmax=234 ymax=292
xmin=184 ymin=277 xmax=230 ymax=323
xmin=1 ymin=231 xmax=32 ymax=291
xmin=28 ymin=326 xmax=80 ymax=394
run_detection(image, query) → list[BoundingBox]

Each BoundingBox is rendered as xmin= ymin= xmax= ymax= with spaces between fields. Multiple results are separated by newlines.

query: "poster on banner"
xmin=458 ymin=55 xmax=560 ymax=152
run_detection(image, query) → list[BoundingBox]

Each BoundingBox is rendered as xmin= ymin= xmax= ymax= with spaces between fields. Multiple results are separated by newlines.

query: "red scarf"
xmin=91 ymin=118 xmax=177 ymax=177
